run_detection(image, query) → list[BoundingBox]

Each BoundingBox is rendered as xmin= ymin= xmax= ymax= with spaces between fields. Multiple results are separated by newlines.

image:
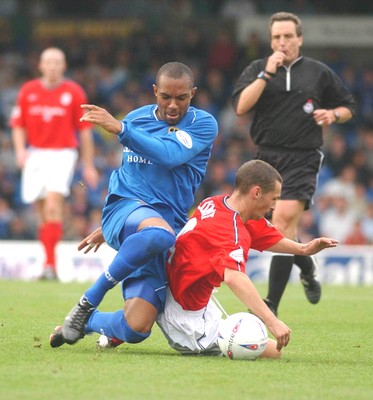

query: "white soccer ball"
xmin=217 ymin=312 xmax=268 ymax=360
xmin=96 ymin=334 xmax=111 ymax=348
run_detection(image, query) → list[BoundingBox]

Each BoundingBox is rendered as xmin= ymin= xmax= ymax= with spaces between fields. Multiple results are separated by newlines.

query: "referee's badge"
xmin=303 ymin=99 xmax=314 ymax=114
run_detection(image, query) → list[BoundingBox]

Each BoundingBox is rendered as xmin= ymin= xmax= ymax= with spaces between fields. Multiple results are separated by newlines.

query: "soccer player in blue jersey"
xmin=50 ymin=62 xmax=218 ymax=348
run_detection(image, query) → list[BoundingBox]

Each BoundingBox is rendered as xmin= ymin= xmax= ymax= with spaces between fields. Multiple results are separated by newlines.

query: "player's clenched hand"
xmin=267 ymin=319 xmax=292 ymax=351
xmin=266 ymin=51 xmax=286 ymax=70
xmin=78 ymin=226 xmax=105 ymax=254
xmin=80 ymin=104 xmax=122 ymax=135
xmin=313 ymin=109 xmax=336 ymax=126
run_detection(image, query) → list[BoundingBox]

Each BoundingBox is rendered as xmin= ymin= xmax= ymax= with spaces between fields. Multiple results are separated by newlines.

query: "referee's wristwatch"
xmin=257 ymin=71 xmax=272 ymax=83
xmin=333 ymin=110 xmax=341 ymax=123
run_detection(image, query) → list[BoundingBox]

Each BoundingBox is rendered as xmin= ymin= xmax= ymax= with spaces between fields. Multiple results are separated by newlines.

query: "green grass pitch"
xmin=0 ymin=280 xmax=372 ymax=400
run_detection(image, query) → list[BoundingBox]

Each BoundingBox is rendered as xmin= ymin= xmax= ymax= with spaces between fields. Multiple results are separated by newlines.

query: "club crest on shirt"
xmin=60 ymin=92 xmax=73 ymax=106
xmin=303 ymin=99 xmax=314 ymax=114
xmin=168 ymin=126 xmax=179 ymax=133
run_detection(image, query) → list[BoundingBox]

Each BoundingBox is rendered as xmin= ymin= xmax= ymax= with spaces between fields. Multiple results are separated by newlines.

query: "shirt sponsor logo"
xmin=126 ymin=155 xmax=153 ymax=164
xmin=29 ymin=105 xmax=66 ymax=122
xmin=176 ymin=130 xmax=193 ymax=149
xmin=123 ymin=147 xmax=153 ymax=164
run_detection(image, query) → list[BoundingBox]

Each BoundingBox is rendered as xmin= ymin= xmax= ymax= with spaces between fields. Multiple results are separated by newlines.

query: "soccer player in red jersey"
xmin=10 ymin=47 xmax=98 ymax=280
xmin=157 ymin=160 xmax=337 ymax=357
xmin=69 ymin=160 xmax=338 ymax=358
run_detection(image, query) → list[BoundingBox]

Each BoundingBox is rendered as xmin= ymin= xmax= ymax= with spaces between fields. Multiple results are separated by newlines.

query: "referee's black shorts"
xmin=254 ymin=146 xmax=324 ymax=210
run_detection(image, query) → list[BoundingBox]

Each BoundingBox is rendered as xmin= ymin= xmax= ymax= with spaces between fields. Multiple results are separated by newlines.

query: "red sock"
xmin=38 ymin=222 xmax=63 ymax=271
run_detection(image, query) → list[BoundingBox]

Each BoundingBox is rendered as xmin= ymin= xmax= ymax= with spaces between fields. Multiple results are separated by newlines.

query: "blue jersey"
xmin=105 ymin=104 xmax=218 ymax=232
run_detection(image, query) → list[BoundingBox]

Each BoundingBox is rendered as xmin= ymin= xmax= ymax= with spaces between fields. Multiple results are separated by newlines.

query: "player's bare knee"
xmin=124 ymin=300 xmax=157 ymax=333
xmin=120 ymin=312 xmax=151 ymax=343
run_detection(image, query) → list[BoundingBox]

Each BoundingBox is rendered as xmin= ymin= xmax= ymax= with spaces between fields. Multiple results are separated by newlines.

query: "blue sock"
xmin=84 ymin=227 xmax=175 ymax=307
xmin=87 ymin=310 xmax=150 ymax=343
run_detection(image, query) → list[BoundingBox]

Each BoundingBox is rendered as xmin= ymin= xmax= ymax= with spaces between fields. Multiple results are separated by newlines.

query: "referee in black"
xmin=232 ymin=12 xmax=356 ymax=316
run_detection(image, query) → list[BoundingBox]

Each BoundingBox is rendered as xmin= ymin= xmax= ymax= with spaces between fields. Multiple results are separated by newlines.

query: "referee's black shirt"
xmin=232 ymin=56 xmax=356 ymax=150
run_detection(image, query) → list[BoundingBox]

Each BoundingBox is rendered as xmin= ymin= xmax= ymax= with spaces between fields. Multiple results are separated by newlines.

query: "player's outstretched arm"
xmin=224 ymin=268 xmax=291 ymax=351
xmin=267 ymin=237 xmax=339 ymax=256
xmin=77 ymin=226 xmax=105 ymax=254
xmin=80 ymin=104 xmax=122 ymax=135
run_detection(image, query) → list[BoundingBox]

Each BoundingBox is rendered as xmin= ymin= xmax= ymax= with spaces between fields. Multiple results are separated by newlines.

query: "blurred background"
xmin=1 ymin=0 xmax=373 ymax=247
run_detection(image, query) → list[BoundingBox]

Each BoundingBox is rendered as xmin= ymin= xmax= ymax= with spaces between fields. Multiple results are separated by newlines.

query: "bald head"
xmin=39 ymin=47 xmax=66 ymax=85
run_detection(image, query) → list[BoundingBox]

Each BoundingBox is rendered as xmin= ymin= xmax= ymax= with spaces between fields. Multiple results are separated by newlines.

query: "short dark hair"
xmin=269 ymin=12 xmax=303 ymax=37
xmin=235 ymin=160 xmax=282 ymax=194
xmin=156 ymin=62 xmax=194 ymax=88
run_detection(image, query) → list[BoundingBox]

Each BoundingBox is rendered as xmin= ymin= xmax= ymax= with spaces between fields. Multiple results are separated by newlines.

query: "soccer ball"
xmin=217 ymin=312 xmax=268 ymax=360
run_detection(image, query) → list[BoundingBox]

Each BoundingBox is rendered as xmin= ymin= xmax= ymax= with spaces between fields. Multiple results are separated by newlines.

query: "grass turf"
xmin=0 ymin=280 xmax=372 ymax=400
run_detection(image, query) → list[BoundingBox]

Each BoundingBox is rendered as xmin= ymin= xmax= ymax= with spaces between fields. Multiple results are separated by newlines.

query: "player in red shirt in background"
xmin=10 ymin=47 xmax=99 ymax=280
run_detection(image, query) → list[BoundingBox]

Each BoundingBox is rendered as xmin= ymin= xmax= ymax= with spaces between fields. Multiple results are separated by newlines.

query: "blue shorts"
xmin=102 ymin=196 xmax=169 ymax=311
xmin=122 ymin=273 xmax=165 ymax=313
xmin=102 ymin=197 xmax=161 ymax=251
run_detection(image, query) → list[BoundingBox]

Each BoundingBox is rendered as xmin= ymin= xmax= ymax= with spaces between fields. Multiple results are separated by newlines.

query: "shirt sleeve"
xmin=9 ymin=86 xmax=26 ymax=128
xmin=231 ymin=60 xmax=264 ymax=110
xmin=210 ymin=247 xmax=247 ymax=279
xmin=245 ymin=218 xmax=284 ymax=251
xmin=322 ymin=66 xmax=357 ymax=116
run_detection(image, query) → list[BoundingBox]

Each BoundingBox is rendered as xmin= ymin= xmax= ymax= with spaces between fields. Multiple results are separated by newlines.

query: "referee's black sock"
xmin=266 ymin=255 xmax=294 ymax=310
xmin=294 ymin=255 xmax=314 ymax=276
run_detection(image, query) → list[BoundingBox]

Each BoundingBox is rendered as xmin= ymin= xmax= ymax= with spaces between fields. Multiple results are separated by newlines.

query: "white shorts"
xmin=156 ymin=289 xmax=223 ymax=355
xmin=21 ymin=148 xmax=78 ymax=203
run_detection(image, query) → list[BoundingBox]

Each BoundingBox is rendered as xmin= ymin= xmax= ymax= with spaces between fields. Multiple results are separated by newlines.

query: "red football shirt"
xmin=166 ymin=195 xmax=283 ymax=311
xmin=9 ymin=79 xmax=91 ymax=148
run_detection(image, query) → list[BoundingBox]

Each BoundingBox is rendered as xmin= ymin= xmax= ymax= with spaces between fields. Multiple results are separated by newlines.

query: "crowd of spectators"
xmin=2 ymin=0 xmax=372 ymax=19
xmin=0 ymin=0 xmax=373 ymax=245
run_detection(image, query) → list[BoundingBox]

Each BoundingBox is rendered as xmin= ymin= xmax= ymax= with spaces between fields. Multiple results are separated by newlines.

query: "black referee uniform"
xmin=232 ymin=56 xmax=356 ymax=209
